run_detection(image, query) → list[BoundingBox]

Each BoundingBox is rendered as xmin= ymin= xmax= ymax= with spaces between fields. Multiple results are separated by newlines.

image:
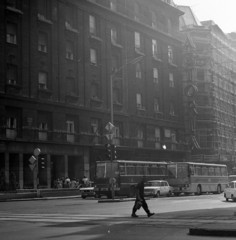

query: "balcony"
xmin=38 ymin=132 xmax=47 ymax=141
xmin=67 ymin=134 xmax=75 ymax=143
xmin=6 ymin=129 xmax=16 ymax=139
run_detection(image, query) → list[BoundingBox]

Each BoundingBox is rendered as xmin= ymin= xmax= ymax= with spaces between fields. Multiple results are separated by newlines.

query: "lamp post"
xmin=109 ymin=55 xmax=143 ymax=200
xmin=110 ymin=55 xmax=144 ymax=125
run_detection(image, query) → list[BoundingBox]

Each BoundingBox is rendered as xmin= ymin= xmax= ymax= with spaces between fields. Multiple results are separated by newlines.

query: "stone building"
xmin=0 ymin=0 xmax=187 ymax=189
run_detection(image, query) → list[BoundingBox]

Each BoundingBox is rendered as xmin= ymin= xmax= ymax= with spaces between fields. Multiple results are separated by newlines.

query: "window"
xmin=135 ymin=32 xmax=141 ymax=50
xmin=91 ymin=83 xmax=99 ymax=99
xmin=135 ymin=63 xmax=141 ymax=78
xmin=38 ymin=72 xmax=47 ymax=89
xmin=154 ymin=97 xmax=160 ymax=112
xmin=7 ymin=65 xmax=17 ymax=85
xmin=89 ymin=15 xmax=96 ymax=35
xmin=197 ymin=69 xmax=205 ymax=81
xmin=126 ymin=163 xmax=135 ymax=175
xmin=38 ymin=32 xmax=47 ymax=52
xmin=134 ymin=2 xmax=140 ymax=21
xmin=170 ymin=101 xmax=175 ymax=115
xmin=38 ymin=0 xmax=48 ymax=18
xmin=113 ymin=87 xmax=120 ymax=103
xmin=110 ymin=0 xmax=117 ymax=11
xmin=136 ymin=164 xmax=144 ymax=175
xmin=7 ymin=117 xmax=16 ymax=129
xmin=67 ymin=120 xmax=74 ymax=133
xmin=171 ymin=130 xmax=176 ymax=142
xmin=91 ymin=118 xmax=99 ymax=135
xmin=65 ymin=5 xmax=75 ymax=29
xmin=6 ymin=0 xmax=17 ymax=8
xmin=111 ymin=27 xmax=117 ymax=44
xmin=90 ymin=48 xmax=97 ymax=66
xmin=151 ymin=11 xmax=157 ymax=28
xmin=168 ymin=45 xmax=174 ymax=64
xmin=155 ymin=127 xmax=161 ymax=149
xmin=39 ymin=122 xmax=47 ymax=131
xmin=67 ymin=78 xmax=75 ymax=94
xmin=66 ymin=41 xmax=74 ymax=60
xmin=112 ymin=55 xmax=119 ymax=73
xmin=152 ymin=39 xmax=158 ymax=58
xmin=169 ymin=73 xmax=174 ymax=87
xmin=153 ymin=68 xmax=158 ymax=83
xmin=136 ymin=93 xmax=142 ymax=108
xmin=137 ymin=129 xmax=144 ymax=147
xmin=6 ymin=22 xmax=17 ymax=44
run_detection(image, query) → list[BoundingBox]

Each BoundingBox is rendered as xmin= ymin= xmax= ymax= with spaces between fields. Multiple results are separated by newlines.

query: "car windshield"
xmin=228 ymin=182 xmax=235 ymax=188
xmin=145 ymin=181 xmax=161 ymax=187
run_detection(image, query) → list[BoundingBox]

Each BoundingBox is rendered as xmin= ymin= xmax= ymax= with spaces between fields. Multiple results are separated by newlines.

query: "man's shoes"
xmin=148 ymin=213 xmax=154 ymax=217
xmin=131 ymin=214 xmax=138 ymax=218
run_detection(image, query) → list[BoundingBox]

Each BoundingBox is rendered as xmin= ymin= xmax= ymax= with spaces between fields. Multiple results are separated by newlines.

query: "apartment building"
xmin=0 ymin=0 xmax=187 ymax=189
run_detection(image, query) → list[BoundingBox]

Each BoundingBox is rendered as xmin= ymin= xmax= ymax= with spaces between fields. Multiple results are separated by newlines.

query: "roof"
xmin=177 ymin=5 xmax=202 ymax=30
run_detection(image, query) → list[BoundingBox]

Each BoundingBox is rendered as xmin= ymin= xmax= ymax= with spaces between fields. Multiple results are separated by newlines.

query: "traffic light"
xmin=189 ymin=100 xmax=198 ymax=115
xmin=105 ymin=143 xmax=111 ymax=159
xmin=112 ymin=145 xmax=117 ymax=160
xmin=40 ymin=158 xmax=45 ymax=169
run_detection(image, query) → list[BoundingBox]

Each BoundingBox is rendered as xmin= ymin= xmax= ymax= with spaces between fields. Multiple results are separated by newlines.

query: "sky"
xmin=173 ymin=0 xmax=236 ymax=33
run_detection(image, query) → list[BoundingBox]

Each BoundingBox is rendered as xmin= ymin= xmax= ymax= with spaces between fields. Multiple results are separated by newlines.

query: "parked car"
xmin=224 ymin=180 xmax=236 ymax=201
xmin=144 ymin=180 xmax=173 ymax=197
xmin=79 ymin=182 xmax=98 ymax=199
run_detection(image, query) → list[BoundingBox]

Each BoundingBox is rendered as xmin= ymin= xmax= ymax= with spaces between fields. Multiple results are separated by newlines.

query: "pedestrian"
xmin=70 ymin=178 xmax=77 ymax=188
xmin=131 ymin=176 xmax=154 ymax=218
xmin=64 ymin=176 xmax=70 ymax=188
xmin=82 ymin=176 xmax=88 ymax=186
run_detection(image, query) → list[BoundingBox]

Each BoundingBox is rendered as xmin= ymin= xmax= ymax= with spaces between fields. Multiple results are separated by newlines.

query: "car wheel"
xmin=94 ymin=194 xmax=100 ymax=198
xmin=82 ymin=195 xmax=86 ymax=199
xmin=174 ymin=193 xmax=180 ymax=197
xmin=155 ymin=191 xmax=160 ymax=198
xmin=167 ymin=191 xmax=172 ymax=197
xmin=226 ymin=198 xmax=228 ymax=201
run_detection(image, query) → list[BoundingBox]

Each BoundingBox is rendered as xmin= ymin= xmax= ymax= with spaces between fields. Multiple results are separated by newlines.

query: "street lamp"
xmin=109 ymin=55 xmax=143 ymax=200
xmin=110 ymin=55 xmax=144 ymax=125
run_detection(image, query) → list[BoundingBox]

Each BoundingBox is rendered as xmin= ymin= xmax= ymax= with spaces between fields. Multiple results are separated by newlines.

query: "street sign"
xmin=29 ymin=164 xmax=36 ymax=171
xmin=106 ymin=133 xmax=114 ymax=140
xmin=105 ymin=122 xmax=114 ymax=132
xmin=29 ymin=156 xmax=36 ymax=164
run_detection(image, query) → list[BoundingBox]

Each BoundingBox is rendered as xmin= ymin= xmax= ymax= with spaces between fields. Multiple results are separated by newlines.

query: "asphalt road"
xmin=0 ymin=193 xmax=236 ymax=240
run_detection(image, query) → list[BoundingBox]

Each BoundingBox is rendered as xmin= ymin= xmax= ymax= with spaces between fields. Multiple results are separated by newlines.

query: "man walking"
xmin=132 ymin=176 xmax=154 ymax=218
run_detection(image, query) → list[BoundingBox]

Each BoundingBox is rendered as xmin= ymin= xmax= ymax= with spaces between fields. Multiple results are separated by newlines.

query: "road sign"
xmin=29 ymin=164 xmax=36 ymax=171
xmin=105 ymin=122 xmax=114 ymax=132
xmin=106 ymin=133 xmax=114 ymax=140
xmin=29 ymin=156 xmax=36 ymax=164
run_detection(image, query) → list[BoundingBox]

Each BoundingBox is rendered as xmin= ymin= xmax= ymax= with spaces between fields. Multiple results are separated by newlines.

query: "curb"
xmin=189 ymin=228 xmax=236 ymax=237
xmin=98 ymin=198 xmax=150 ymax=203
xmin=0 ymin=195 xmax=81 ymax=202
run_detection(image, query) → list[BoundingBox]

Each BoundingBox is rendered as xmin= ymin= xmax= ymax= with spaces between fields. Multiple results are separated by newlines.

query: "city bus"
xmin=167 ymin=162 xmax=229 ymax=195
xmin=94 ymin=160 xmax=168 ymax=198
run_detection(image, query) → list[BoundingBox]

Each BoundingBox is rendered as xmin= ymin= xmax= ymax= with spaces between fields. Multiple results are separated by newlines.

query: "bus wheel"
xmin=196 ymin=185 xmax=202 ymax=195
xmin=129 ymin=186 xmax=136 ymax=198
xmin=216 ymin=185 xmax=221 ymax=194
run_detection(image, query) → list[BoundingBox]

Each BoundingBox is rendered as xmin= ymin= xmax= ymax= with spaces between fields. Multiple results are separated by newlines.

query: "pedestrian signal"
xmin=112 ymin=145 xmax=117 ymax=160
xmin=40 ymin=158 xmax=45 ymax=169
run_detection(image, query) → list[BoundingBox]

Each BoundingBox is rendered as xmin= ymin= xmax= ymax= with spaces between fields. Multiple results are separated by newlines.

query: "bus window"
xmin=106 ymin=162 xmax=118 ymax=178
xmin=126 ymin=164 xmax=135 ymax=175
xmin=189 ymin=165 xmax=194 ymax=175
xmin=202 ymin=167 xmax=208 ymax=176
xmin=159 ymin=165 xmax=167 ymax=175
xmin=119 ymin=163 xmax=126 ymax=175
xmin=221 ymin=167 xmax=227 ymax=176
xmin=96 ymin=163 xmax=106 ymax=178
xmin=151 ymin=165 xmax=158 ymax=175
xmin=215 ymin=167 xmax=221 ymax=176
xmin=136 ymin=164 xmax=144 ymax=175
xmin=209 ymin=167 xmax=215 ymax=176
xmin=144 ymin=164 xmax=151 ymax=175
xmin=195 ymin=166 xmax=202 ymax=175
xmin=177 ymin=165 xmax=188 ymax=178
xmin=167 ymin=164 xmax=177 ymax=178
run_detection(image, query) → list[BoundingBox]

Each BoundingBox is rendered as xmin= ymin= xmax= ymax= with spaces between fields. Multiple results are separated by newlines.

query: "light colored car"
xmin=224 ymin=180 xmax=236 ymax=201
xmin=144 ymin=180 xmax=173 ymax=197
xmin=80 ymin=186 xmax=95 ymax=199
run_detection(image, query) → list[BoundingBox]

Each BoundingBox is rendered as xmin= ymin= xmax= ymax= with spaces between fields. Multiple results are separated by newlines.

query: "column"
xmin=5 ymin=153 xmax=9 ymax=184
xmin=64 ymin=155 xmax=68 ymax=178
xmin=47 ymin=154 xmax=51 ymax=188
xmin=19 ymin=153 xmax=23 ymax=189
xmin=84 ymin=148 xmax=90 ymax=179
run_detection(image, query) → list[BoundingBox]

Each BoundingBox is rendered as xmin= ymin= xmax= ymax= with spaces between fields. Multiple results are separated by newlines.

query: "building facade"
xmin=180 ymin=6 xmax=236 ymax=172
xmin=0 ymin=0 xmax=187 ymax=189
